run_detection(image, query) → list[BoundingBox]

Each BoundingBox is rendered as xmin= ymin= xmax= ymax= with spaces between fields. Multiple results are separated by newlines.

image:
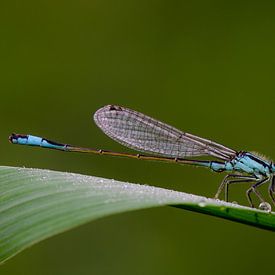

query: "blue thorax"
xmin=209 ymin=151 xmax=273 ymax=177
xmin=229 ymin=152 xmax=272 ymax=177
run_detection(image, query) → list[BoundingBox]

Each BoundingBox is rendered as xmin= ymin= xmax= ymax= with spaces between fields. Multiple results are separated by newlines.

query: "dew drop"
xmin=259 ymin=202 xmax=272 ymax=212
xmin=198 ymin=200 xmax=206 ymax=207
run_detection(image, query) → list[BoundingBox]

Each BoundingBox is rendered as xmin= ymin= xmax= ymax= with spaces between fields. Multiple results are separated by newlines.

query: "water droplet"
xmin=198 ymin=200 xmax=206 ymax=207
xmin=259 ymin=202 xmax=272 ymax=212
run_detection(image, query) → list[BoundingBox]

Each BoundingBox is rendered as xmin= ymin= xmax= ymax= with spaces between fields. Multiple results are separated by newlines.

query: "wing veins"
xmin=94 ymin=105 xmax=237 ymax=161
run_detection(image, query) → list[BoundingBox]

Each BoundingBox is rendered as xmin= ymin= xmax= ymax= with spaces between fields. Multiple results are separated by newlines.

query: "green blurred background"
xmin=1 ymin=1 xmax=275 ymax=274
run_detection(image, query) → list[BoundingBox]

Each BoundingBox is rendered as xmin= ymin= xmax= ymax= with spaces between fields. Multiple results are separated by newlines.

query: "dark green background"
xmin=1 ymin=1 xmax=275 ymax=274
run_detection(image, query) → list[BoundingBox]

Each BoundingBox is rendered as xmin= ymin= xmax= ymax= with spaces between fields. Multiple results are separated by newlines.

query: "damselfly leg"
xmin=268 ymin=176 xmax=275 ymax=206
xmin=215 ymin=175 xmax=271 ymax=207
xmin=246 ymin=177 xmax=269 ymax=208
xmin=215 ymin=175 xmax=257 ymax=202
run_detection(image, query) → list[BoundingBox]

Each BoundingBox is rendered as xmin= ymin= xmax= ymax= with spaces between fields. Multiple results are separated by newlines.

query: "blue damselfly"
xmin=9 ymin=105 xmax=275 ymax=208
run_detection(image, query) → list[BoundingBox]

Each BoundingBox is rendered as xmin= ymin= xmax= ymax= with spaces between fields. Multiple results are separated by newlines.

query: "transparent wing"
xmin=93 ymin=105 xmax=236 ymax=161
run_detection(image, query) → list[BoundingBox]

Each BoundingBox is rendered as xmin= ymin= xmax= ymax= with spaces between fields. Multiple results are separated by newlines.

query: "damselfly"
xmin=9 ymin=105 xmax=275 ymax=208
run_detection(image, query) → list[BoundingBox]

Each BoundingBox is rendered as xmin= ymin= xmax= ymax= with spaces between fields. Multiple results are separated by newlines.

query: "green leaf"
xmin=0 ymin=166 xmax=274 ymax=264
